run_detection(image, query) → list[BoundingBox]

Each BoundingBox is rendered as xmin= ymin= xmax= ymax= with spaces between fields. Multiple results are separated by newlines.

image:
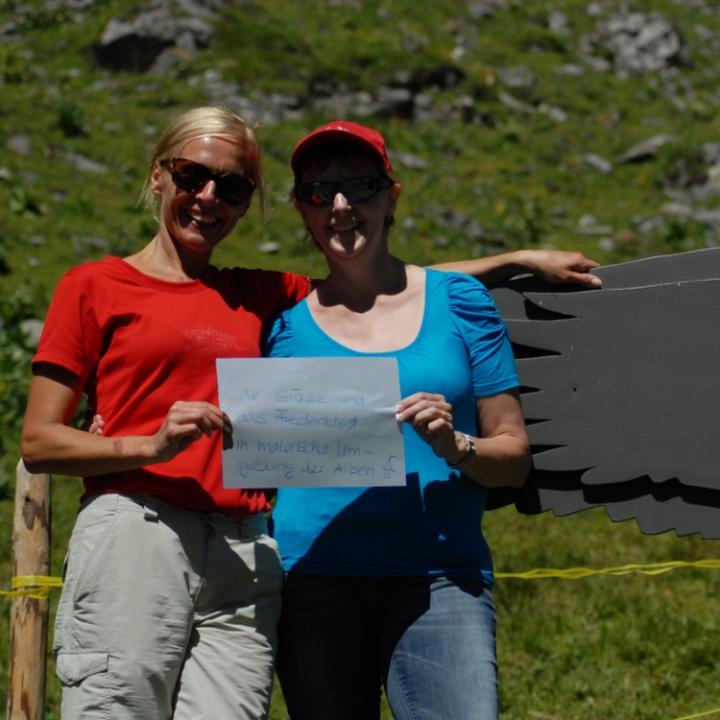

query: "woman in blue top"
xmin=265 ymin=121 xmax=532 ymax=720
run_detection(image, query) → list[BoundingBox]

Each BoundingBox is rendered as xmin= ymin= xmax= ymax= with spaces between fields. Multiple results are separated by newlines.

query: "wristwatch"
xmin=447 ymin=432 xmax=476 ymax=469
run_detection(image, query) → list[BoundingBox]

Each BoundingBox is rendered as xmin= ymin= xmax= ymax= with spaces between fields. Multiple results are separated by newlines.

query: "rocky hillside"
xmin=1 ymin=0 xmax=719 ymax=489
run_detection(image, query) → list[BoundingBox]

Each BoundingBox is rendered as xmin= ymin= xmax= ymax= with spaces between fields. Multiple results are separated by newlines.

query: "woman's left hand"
xmin=88 ymin=414 xmax=104 ymax=435
xmin=519 ymin=249 xmax=602 ymax=288
xmin=395 ymin=392 xmax=460 ymax=462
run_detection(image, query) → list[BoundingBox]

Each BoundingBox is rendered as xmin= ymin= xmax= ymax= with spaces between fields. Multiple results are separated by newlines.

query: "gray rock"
xmin=72 ymin=236 xmax=111 ymax=253
xmin=0 ymin=20 xmax=19 ymax=38
xmin=451 ymin=94 xmax=484 ymax=124
xmin=661 ymin=201 xmax=693 ymax=217
xmin=687 ymin=183 xmax=720 ymax=202
xmin=576 ymin=224 xmax=614 ymax=236
xmin=578 ymin=213 xmax=599 ymax=227
xmin=586 ymin=12 xmax=685 ymax=76
xmin=692 ymin=208 xmax=720 ymax=228
xmin=467 ymin=0 xmax=506 ymax=19
xmin=555 ymin=63 xmax=585 ymax=77
xmin=548 ymin=10 xmax=570 ymax=35
xmin=6 ymin=134 xmax=32 ymax=155
xmin=149 ymin=46 xmax=194 ymax=76
xmin=391 ymin=151 xmax=429 ymax=171
xmin=497 ymin=91 xmax=533 ymax=114
xmin=314 ymin=91 xmax=376 ymax=120
xmin=451 ymin=45 xmax=466 ymax=62
xmin=597 ymin=237 xmax=616 ymax=253
xmin=496 ymin=65 xmax=537 ymax=95
xmin=538 ymin=103 xmax=568 ymax=123
xmin=374 ymin=86 xmax=415 ymax=118
xmin=45 ymin=0 xmax=97 ymax=8
xmin=63 ymin=151 xmax=109 ymax=174
xmin=705 ymin=161 xmax=720 ymax=193
xmin=633 ymin=215 xmax=666 ymax=235
xmin=258 ymin=241 xmax=280 ymax=254
xmin=19 ymin=319 xmax=44 ymax=348
xmin=195 ymin=66 xmax=303 ymax=125
xmin=582 ymin=55 xmax=612 ymax=73
xmin=401 ymin=216 xmax=417 ymax=234
xmin=409 ymin=65 xmax=465 ymax=92
xmin=702 ymin=142 xmax=720 ymax=165
xmin=437 ymin=208 xmax=487 ymax=243
xmin=95 ymin=4 xmax=215 ymax=72
xmin=581 ymin=153 xmax=613 ymax=174
xmin=616 ymin=134 xmax=676 ymax=164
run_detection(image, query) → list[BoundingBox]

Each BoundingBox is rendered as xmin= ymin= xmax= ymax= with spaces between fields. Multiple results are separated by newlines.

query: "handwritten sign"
xmin=216 ymin=357 xmax=406 ymax=488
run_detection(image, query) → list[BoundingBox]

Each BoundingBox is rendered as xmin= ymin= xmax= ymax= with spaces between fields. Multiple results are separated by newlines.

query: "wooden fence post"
xmin=7 ymin=460 xmax=51 ymax=720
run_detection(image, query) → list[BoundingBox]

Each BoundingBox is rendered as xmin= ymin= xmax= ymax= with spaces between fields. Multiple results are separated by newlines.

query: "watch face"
xmin=449 ymin=433 xmax=475 ymax=468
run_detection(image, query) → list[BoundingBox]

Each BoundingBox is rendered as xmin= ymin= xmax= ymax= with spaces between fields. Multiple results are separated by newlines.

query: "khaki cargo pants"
xmin=53 ymin=493 xmax=282 ymax=720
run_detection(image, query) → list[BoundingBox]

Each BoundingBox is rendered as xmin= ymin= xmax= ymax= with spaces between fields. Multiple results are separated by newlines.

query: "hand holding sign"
xmin=216 ymin=357 xmax=406 ymax=488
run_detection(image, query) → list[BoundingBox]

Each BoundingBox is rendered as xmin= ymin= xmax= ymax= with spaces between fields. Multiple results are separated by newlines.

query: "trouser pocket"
xmin=56 ymin=650 xmax=110 ymax=718
xmin=56 ymin=650 xmax=108 ymax=685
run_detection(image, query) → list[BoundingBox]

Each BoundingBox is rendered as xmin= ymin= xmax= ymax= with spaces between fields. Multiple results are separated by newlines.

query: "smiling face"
xmin=151 ymin=135 xmax=252 ymax=259
xmin=295 ymin=151 xmax=399 ymax=263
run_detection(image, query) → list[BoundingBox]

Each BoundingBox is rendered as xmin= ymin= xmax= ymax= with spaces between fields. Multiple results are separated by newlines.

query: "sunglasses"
xmin=160 ymin=157 xmax=256 ymax=206
xmin=295 ymin=176 xmax=393 ymax=207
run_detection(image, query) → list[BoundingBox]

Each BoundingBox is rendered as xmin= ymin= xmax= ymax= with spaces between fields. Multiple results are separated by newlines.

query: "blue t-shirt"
xmin=264 ymin=269 xmax=519 ymax=585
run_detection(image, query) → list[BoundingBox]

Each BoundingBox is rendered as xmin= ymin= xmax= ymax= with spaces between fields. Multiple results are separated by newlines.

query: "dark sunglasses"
xmin=160 ymin=157 xmax=256 ymax=206
xmin=295 ymin=176 xmax=393 ymax=207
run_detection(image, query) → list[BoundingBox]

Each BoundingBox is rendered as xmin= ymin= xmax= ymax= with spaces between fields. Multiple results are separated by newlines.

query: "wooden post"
xmin=7 ymin=460 xmax=51 ymax=720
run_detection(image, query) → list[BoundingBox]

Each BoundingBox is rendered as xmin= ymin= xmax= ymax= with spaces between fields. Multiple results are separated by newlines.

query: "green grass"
xmin=3 ymin=481 xmax=718 ymax=719
xmin=2 ymin=0 xmax=720 ymax=717
xmin=488 ymin=508 xmax=720 ymax=720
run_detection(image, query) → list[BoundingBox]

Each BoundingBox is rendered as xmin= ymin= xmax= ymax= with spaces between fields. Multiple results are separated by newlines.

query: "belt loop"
xmin=204 ymin=515 xmax=217 ymax=538
xmin=143 ymin=507 xmax=159 ymax=522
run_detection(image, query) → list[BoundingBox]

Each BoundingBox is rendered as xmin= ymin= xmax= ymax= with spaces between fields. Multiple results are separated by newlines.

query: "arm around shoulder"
xmin=432 ymin=249 xmax=602 ymax=288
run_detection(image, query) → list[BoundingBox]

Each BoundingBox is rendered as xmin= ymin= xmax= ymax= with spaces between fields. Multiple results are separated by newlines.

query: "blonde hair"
xmin=140 ymin=106 xmax=265 ymax=220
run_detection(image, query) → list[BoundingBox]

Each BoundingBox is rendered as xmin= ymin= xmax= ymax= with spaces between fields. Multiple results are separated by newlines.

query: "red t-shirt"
xmin=33 ymin=257 xmax=310 ymax=516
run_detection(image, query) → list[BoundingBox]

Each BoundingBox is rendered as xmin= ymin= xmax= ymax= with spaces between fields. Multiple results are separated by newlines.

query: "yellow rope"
xmin=495 ymin=559 xmax=720 ymax=580
xmin=0 ymin=575 xmax=64 ymax=600
xmin=672 ymin=709 xmax=720 ymax=720
xmin=2 ymin=560 xmax=719 ymax=598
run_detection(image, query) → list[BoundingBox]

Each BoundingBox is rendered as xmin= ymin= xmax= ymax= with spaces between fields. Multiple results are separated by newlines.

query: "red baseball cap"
xmin=291 ymin=120 xmax=394 ymax=178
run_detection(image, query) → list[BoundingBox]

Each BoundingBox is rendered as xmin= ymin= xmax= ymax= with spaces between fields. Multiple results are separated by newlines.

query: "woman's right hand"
xmin=89 ymin=402 xmax=232 ymax=463
xmin=151 ymin=401 xmax=232 ymax=462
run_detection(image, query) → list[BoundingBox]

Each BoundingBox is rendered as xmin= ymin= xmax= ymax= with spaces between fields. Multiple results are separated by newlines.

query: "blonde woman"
xmin=21 ymin=107 xmax=310 ymax=720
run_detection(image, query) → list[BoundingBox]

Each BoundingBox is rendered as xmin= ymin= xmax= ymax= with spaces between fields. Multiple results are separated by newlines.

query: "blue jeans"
xmin=277 ymin=574 xmax=498 ymax=720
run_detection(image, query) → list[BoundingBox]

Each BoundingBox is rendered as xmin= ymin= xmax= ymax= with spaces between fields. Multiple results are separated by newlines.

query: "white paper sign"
xmin=216 ymin=357 xmax=406 ymax=488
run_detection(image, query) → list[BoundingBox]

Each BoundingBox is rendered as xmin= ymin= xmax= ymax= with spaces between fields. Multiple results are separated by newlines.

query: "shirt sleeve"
xmin=235 ymin=268 xmax=311 ymax=324
xmin=444 ymin=272 xmax=519 ymax=397
xmin=280 ymin=272 xmax=311 ymax=309
xmin=32 ymin=267 xmax=103 ymax=383
xmin=263 ymin=311 xmax=295 ymax=358
xmin=269 ymin=271 xmax=310 ymax=318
